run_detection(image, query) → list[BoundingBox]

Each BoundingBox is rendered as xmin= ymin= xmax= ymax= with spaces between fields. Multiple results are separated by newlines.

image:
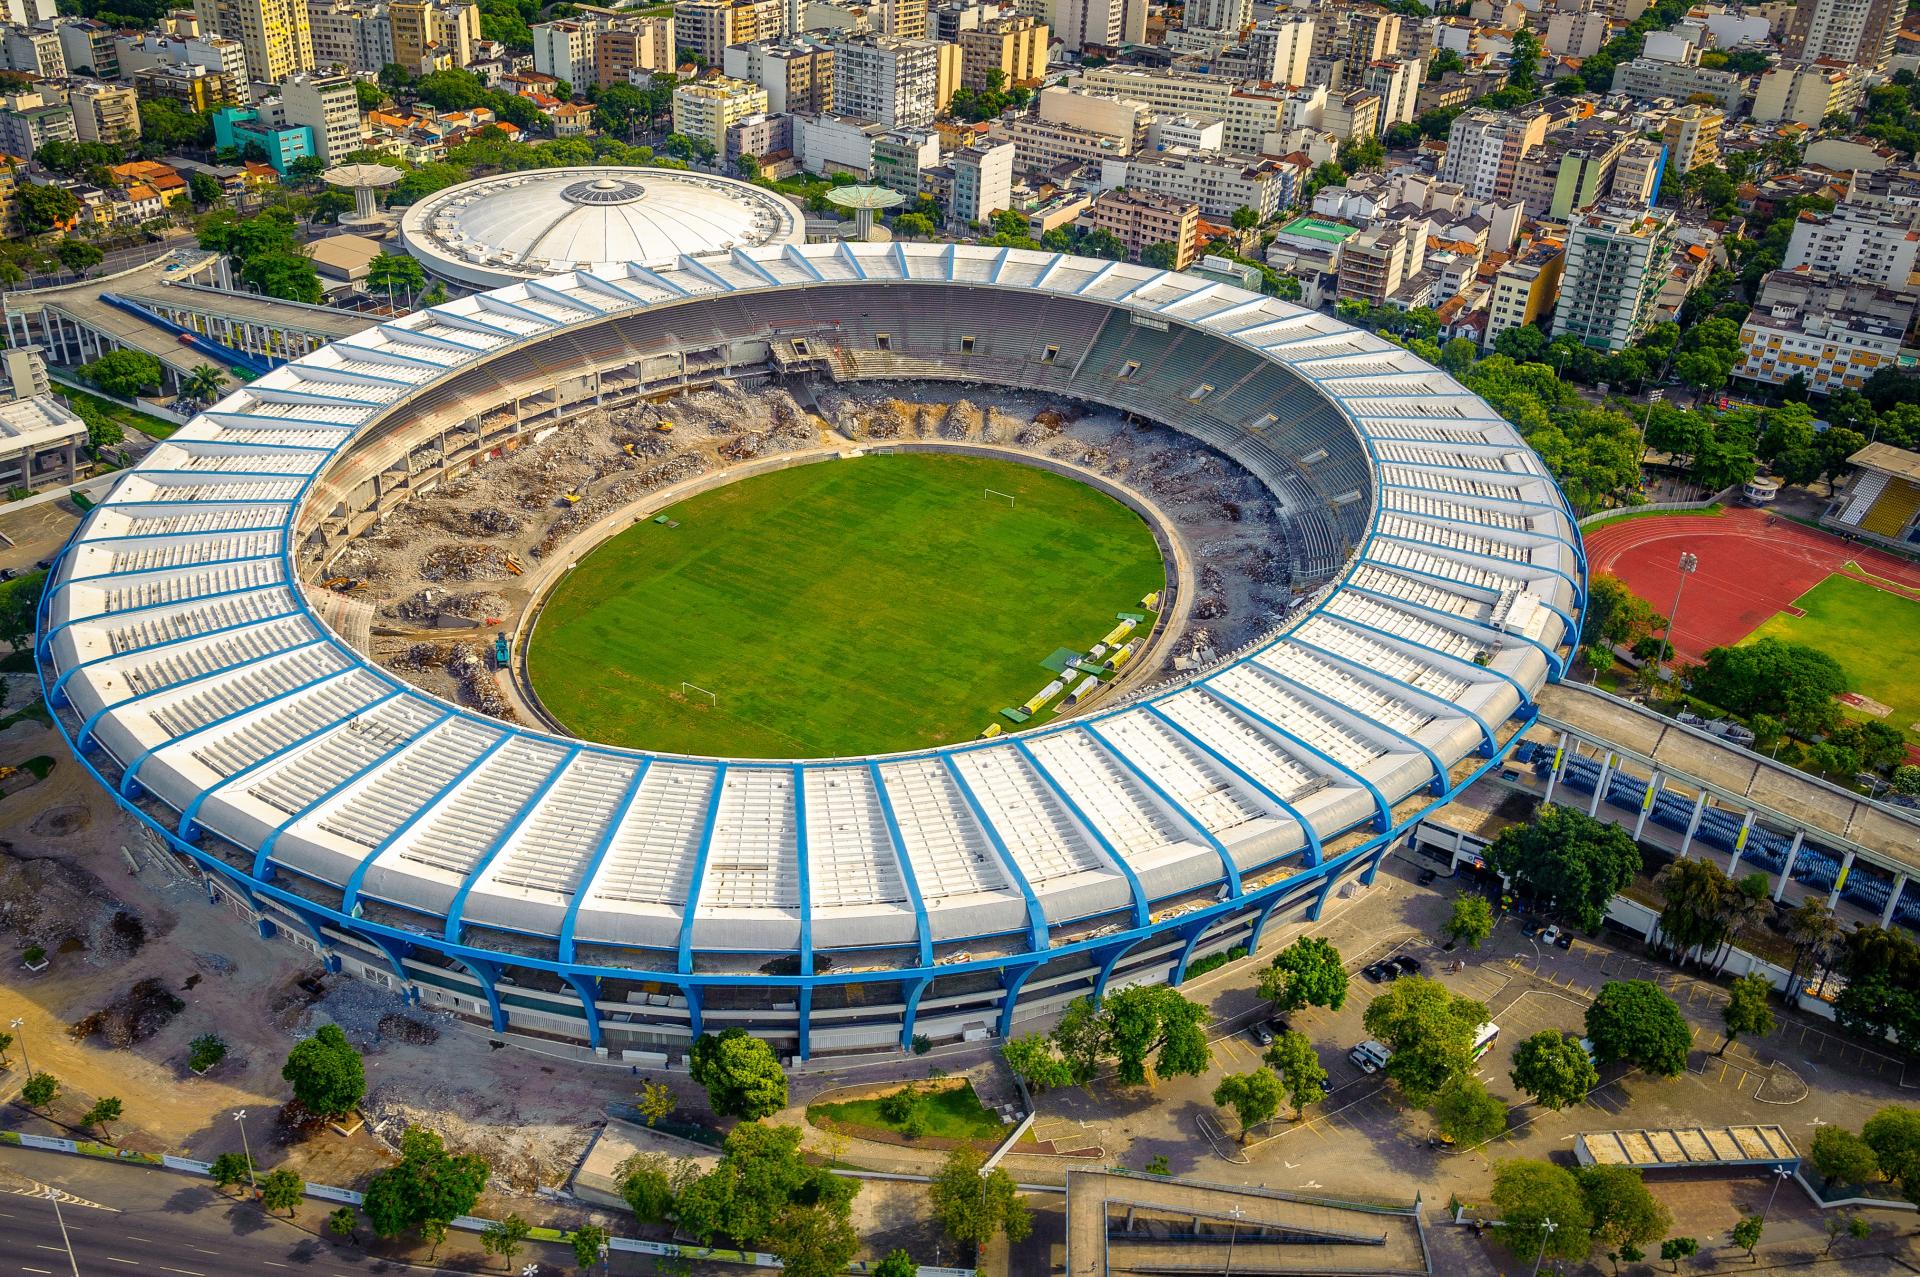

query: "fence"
xmin=1576 ymin=489 xmax=1736 ymax=528
xmin=0 ymin=1129 xmax=975 ymax=1275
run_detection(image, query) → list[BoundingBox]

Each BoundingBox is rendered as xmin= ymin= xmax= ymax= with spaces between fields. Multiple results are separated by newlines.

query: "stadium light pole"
xmin=1531 ymin=1217 xmax=1557 ymax=1277
xmin=8 ymin=1015 xmax=31 ymax=1077
xmin=1663 ymin=553 xmax=1698 ymax=667
xmin=233 ymin=1109 xmax=258 ymax=1195
xmin=1761 ymin=1162 xmax=1793 ymax=1224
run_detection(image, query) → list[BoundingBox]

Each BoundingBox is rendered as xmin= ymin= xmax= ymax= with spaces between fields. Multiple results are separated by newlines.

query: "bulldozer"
xmin=559 ymin=489 xmax=582 ymax=506
xmin=320 ymin=576 xmax=365 ymax=593
xmin=652 ymin=420 xmax=675 ymax=433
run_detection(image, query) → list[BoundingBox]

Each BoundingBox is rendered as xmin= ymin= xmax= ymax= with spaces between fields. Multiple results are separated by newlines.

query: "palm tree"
xmin=1716 ymin=873 xmax=1772 ymax=974
xmin=182 ymin=364 xmax=224 ymax=405
xmin=1654 ymin=857 xmax=1734 ymax=969
xmin=1784 ymin=896 xmax=1841 ymax=996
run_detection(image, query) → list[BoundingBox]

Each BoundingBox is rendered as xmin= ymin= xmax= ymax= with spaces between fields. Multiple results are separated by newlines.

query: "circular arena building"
xmin=40 ymin=244 xmax=1584 ymax=1063
xmin=397 ymin=166 xmax=806 ymax=290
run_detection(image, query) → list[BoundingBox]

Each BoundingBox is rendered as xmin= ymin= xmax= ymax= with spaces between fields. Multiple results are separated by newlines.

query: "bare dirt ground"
xmin=337 ymin=380 xmax=1305 ymax=710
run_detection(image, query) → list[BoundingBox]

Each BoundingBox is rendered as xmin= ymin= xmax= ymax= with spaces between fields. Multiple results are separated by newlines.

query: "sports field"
xmin=527 ymin=452 xmax=1167 ymax=758
xmin=1747 ymin=574 xmax=1920 ymax=743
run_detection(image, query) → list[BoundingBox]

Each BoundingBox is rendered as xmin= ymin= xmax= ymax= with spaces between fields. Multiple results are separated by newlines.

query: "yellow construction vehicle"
xmin=560 ymin=489 xmax=581 ymax=506
xmin=653 ymin=420 xmax=675 ymax=433
xmin=320 ymin=576 xmax=365 ymax=593
xmin=622 ymin=441 xmax=637 ymax=456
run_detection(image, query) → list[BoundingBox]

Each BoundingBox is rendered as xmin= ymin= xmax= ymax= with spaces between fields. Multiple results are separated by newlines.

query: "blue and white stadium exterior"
xmin=39 ymin=243 xmax=1585 ymax=1062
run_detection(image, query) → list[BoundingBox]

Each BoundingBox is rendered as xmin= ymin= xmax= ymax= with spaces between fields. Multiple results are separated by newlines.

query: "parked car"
xmin=1250 ymin=1023 xmax=1274 ymax=1047
xmin=1417 ymin=867 xmax=1438 ymax=886
xmin=1554 ymin=930 xmax=1574 ymax=950
xmin=1268 ymin=1016 xmax=1292 ymax=1037
xmin=1361 ymin=961 xmax=1394 ymax=983
xmin=1390 ymin=954 xmax=1423 ymax=976
xmin=1349 ymin=1040 xmax=1391 ymax=1073
xmin=1539 ymin=925 xmax=1563 ymax=948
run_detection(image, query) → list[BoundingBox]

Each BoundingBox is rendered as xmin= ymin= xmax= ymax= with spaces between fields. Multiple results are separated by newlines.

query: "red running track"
xmin=1581 ymin=507 xmax=1920 ymax=662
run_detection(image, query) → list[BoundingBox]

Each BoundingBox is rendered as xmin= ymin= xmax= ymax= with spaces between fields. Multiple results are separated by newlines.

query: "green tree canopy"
xmin=1432 ymin=1074 xmax=1507 ymax=1147
xmin=362 ymin=1126 xmax=490 ymax=1238
xmin=1256 ymin=936 xmax=1349 ymax=1013
xmin=1809 ymin=1126 xmax=1879 ymax=1189
xmin=1001 ymin=1033 xmax=1073 ymax=1092
xmin=1104 ymin=985 xmax=1211 ymax=1085
xmin=1485 ymin=806 xmax=1640 ymax=931
xmin=1490 ymin=1159 xmax=1592 ymax=1266
xmin=769 ymin=1202 xmax=860 ymax=1277
xmin=1444 ymin=895 xmax=1495 ymax=949
xmin=1264 ymin=1029 xmax=1328 ymax=1119
xmin=281 ymin=1023 xmax=365 ymax=1118
xmin=1509 ymin=1030 xmax=1598 ymax=1110
xmin=1863 ymin=1107 xmax=1920 ymax=1204
xmin=1212 ymin=1068 xmax=1286 ymax=1140
xmin=688 ymin=1027 xmax=788 ymax=1119
xmin=930 ymin=1145 xmax=1031 ymax=1252
xmin=1721 ymin=972 xmax=1776 ymax=1054
xmin=1690 ymin=637 xmax=1849 ymax=738
xmin=259 ymin=1166 xmax=304 ymax=1215
xmin=1576 ymin=1164 xmax=1671 ymax=1257
xmin=1361 ymin=976 xmax=1489 ymax=1105
xmin=675 ymin=1122 xmax=853 ymax=1246
xmin=1584 ymin=981 xmax=1690 ymax=1076
xmin=78 ymin=349 xmax=165 ymax=400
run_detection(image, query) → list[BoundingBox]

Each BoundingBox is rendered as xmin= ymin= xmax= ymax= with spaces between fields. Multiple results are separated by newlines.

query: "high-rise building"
xmin=195 ymin=0 xmax=313 ymax=86
xmin=948 ymin=137 xmax=1012 ymax=225
xmin=675 ymin=0 xmax=788 ymax=63
xmin=1245 ymin=15 xmax=1313 ymax=85
xmin=532 ymin=20 xmax=594 ymax=87
xmin=595 ymin=17 xmax=674 ymax=87
xmin=1783 ymin=0 xmax=1898 ymax=70
xmin=305 ymin=0 xmax=391 ymax=74
xmin=672 ymin=74 xmax=769 ymax=152
xmin=1552 ymin=204 xmax=1675 ymax=352
xmin=388 ymin=0 xmax=477 ymax=73
xmin=1659 ymin=104 xmax=1720 ymax=176
xmin=957 ymin=15 xmax=1045 ymax=89
xmin=724 ymin=40 xmax=833 ymax=113
xmin=71 ymin=81 xmax=141 ymax=143
xmin=132 ymin=62 xmax=238 ymax=111
xmin=0 ymin=100 xmax=72 ymax=154
xmin=1784 ymin=200 xmax=1920 ymax=289
xmin=1184 ymin=0 xmax=1248 ymax=34
xmin=53 ymin=18 xmax=117 ymax=77
xmin=1737 ymin=269 xmax=1914 ymax=394
xmin=1608 ymin=138 xmax=1665 ymax=206
xmin=0 ymin=0 xmax=53 ymax=24
xmin=1086 ymin=186 xmax=1199 ymax=267
xmin=1441 ymin=108 xmax=1552 ymax=201
xmin=828 ymin=33 xmax=936 ymax=127
xmin=1751 ymin=61 xmax=1869 ymax=126
xmin=1484 ymin=235 xmax=1565 ymax=348
xmin=1360 ymin=58 xmax=1419 ymax=130
xmin=1046 ymin=0 xmax=1120 ymax=52
xmin=277 ymin=70 xmax=360 ymax=162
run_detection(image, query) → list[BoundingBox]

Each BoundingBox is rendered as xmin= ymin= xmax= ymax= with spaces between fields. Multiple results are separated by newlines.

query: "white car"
xmin=1539 ymin=925 xmax=1562 ymax=948
xmin=1349 ymin=1040 xmax=1391 ymax=1073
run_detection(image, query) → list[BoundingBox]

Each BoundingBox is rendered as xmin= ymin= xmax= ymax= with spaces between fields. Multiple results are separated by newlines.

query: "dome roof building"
xmin=398 ymin=166 xmax=806 ymax=289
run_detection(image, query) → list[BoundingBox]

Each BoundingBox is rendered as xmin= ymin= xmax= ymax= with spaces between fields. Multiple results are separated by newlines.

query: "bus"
xmin=1471 ymin=1022 xmax=1500 ymax=1060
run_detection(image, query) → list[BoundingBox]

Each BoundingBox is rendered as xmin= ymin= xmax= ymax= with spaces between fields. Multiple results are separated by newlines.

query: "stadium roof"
xmin=1848 ymin=440 xmax=1920 ymax=483
xmin=398 ymin=166 xmax=806 ymax=289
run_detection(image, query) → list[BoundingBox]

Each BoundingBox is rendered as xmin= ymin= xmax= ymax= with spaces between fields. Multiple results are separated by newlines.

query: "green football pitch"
xmin=527 ymin=452 xmax=1168 ymax=758
xmin=1746 ymin=573 xmax=1920 ymax=743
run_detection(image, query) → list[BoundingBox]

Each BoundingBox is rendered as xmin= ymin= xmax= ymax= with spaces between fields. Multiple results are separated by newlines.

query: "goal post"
xmin=681 ymin=682 xmax=718 ymax=706
xmin=984 ymin=488 xmax=1016 ymax=507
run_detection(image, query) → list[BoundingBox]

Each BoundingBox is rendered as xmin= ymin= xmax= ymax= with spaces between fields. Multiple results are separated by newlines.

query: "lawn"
xmin=808 ymin=1081 xmax=1006 ymax=1145
xmin=528 ymin=453 xmax=1166 ymax=757
xmin=57 ymin=385 xmax=177 ymax=440
xmin=1746 ymin=573 xmax=1920 ymax=742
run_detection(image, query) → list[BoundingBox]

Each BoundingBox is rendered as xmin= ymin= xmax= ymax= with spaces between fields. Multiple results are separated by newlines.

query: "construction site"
xmin=325 ymin=378 xmax=1305 ymax=725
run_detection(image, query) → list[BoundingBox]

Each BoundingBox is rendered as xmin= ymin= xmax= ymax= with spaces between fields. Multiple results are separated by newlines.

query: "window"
xmin=1117 ymin=360 xmax=1140 ymax=380
xmin=875 ymin=333 xmax=891 ymax=351
xmin=1041 ymin=345 xmax=1058 ymax=364
xmin=961 ymin=334 xmax=975 ymax=354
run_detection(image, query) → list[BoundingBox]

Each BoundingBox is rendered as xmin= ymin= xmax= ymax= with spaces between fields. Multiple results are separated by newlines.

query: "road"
xmin=0 ymin=1146 xmax=588 ymax=1277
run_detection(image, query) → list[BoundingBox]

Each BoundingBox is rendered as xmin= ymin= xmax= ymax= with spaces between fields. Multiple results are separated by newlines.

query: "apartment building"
xmin=1544 ymin=8 xmax=1609 ymax=57
xmin=1039 ymin=85 xmax=1150 ymax=148
xmin=1077 ymin=66 xmax=1287 ymax=151
xmin=1552 ymin=204 xmax=1675 ymax=351
xmin=725 ymin=40 xmax=834 ymax=113
xmin=1659 ymin=104 xmax=1720 ymax=175
xmin=1 ymin=25 xmax=62 ymax=77
xmin=1751 ymin=60 xmax=1869 ymax=126
xmin=71 ymin=81 xmax=140 ymax=143
xmin=829 ymin=32 xmax=936 ymax=127
xmin=1337 ymin=222 xmax=1424 ymax=304
xmin=675 ymin=0 xmax=788 ymax=63
xmin=305 ymin=0 xmax=393 ymax=73
xmin=278 ymin=70 xmax=361 ymax=162
xmin=1783 ymin=0 xmax=1898 ymax=70
xmin=533 ymin=20 xmax=593 ymax=87
xmin=673 ymin=74 xmax=770 ymax=151
xmin=1441 ymin=108 xmax=1552 ymax=202
xmin=1000 ymin=114 xmax=1131 ymax=173
xmin=132 ymin=62 xmax=237 ymax=110
xmin=1609 ymin=56 xmax=1745 ymax=111
xmin=1609 ymin=137 xmax=1665 ymax=206
xmin=53 ymin=18 xmax=118 ymax=77
xmin=1483 ymin=234 xmax=1564 ymax=347
xmin=1046 ymin=0 xmax=1122 ymax=52
xmin=949 ymin=137 xmax=1013 ymax=225
xmin=1784 ymin=201 xmax=1920 ymax=290
xmin=871 ymin=125 xmax=940 ymax=195
xmin=1510 ymin=124 xmax=1631 ymax=220
xmin=1244 ymin=14 xmax=1313 ymax=83
xmin=595 ymin=17 xmax=675 ymax=87
xmin=0 ymin=100 xmax=72 ymax=154
xmin=957 ymin=15 xmax=1045 ymax=89
xmin=1184 ymin=0 xmax=1247 ymax=32
xmin=1086 ymin=187 xmax=1200 ymax=268
xmin=1322 ymin=88 xmax=1381 ymax=142
xmin=1101 ymin=148 xmax=1291 ymax=219
xmin=1737 ymin=268 xmax=1915 ymax=394
xmin=390 ymin=0 xmax=477 ymax=73
xmin=195 ymin=0 xmax=314 ymax=85
xmin=1360 ymin=59 xmax=1419 ymax=131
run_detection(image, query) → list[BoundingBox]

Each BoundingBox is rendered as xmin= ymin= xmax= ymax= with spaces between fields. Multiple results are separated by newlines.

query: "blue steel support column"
xmin=899 ymin=976 xmax=933 ymax=1051
xmin=868 ymin=762 xmax=935 ymax=969
xmin=563 ymin=972 xmax=604 ymax=1050
xmin=1093 ymin=935 xmax=1147 ymax=1002
xmin=1287 ymin=635 xmax=1497 ymax=756
xmin=253 ymin=712 xmax=456 ymax=879
xmin=996 ymin=960 xmax=1044 ymax=1039
xmin=675 ymin=766 xmax=729 ymax=977
xmin=342 ymin=731 xmax=515 ymax=916
xmin=1308 ymin=868 xmax=1340 ymax=921
xmin=1248 ymin=660 xmax=1448 ymax=796
xmin=558 ymin=760 xmax=650 ymax=963
xmin=791 ymin=765 xmax=813 ymax=1061
xmin=682 ymin=984 xmax=705 ymax=1039
xmin=1139 ymin=705 xmax=1323 ymax=869
xmin=1246 ymin=888 xmax=1290 ymax=955
xmin=353 ymin=926 xmax=417 ymax=996
xmin=451 ymin=954 xmax=507 ymax=1032
xmin=1170 ymin=919 xmax=1213 ymax=986
xmin=1084 ymin=721 xmax=1249 ymax=890
xmin=275 ymin=898 xmax=340 ymax=971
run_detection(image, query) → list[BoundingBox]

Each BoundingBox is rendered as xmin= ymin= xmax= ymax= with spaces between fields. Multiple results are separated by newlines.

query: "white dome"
xmin=398 ymin=166 xmax=806 ymax=289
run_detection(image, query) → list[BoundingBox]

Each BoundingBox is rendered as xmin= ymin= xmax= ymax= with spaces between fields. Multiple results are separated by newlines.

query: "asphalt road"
xmin=0 ymin=1146 xmax=580 ymax=1277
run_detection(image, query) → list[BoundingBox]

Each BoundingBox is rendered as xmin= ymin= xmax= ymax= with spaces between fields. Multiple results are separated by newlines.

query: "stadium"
xmin=37 ymin=242 xmax=1583 ymax=1063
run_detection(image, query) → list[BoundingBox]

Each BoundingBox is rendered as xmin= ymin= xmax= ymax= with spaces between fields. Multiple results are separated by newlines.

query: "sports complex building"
xmin=37 ymin=241 xmax=1584 ymax=1061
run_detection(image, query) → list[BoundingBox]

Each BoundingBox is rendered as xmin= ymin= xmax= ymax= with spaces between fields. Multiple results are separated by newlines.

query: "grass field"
xmin=1747 ymin=574 xmax=1920 ymax=742
xmin=808 ymin=1081 xmax=1005 ymax=1145
xmin=527 ymin=452 xmax=1166 ymax=758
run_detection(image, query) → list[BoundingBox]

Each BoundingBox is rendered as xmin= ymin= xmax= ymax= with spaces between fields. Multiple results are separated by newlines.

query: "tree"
xmin=1230 ymin=205 xmax=1259 ymax=231
xmin=362 ymin=1126 xmax=491 ymax=1239
xmin=1655 ymin=857 xmax=1736 ymax=966
xmin=1264 ymin=1030 xmax=1328 ymax=1119
xmin=769 ymin=1202 xmax=860 ymax=1277
xmin=365 ymin=253 xmax=427 ymax=311
xmin=1582 ymin=574 xmax=1662 ymax=649
xmin=57 ymin=240 xmax=105 ymax=277
xmin=1690 ymin=637 xmax=1849 ymax=738
xmin=1863 ymin=1107 xmax=1920 ymax=1203
xmin=20 ymin=1073 xmax=56 ymax=1108
xmin=81 ymin=1095 xmax=123 ymax=1138
xmin=1361 ymin=976 xmax=1489 ymax=1105
xmin=1730 ymin=1213 xmax=1762 ymax=1258
xmin=241 ymin=251 xmax=324 ymax=305
xmin=892 ymin=211 xmax=936 ymax=240
xmin=616 ymin=1152 xmax=683 ymax=1223
xmin=0 ymin=1031 xmax=12 ymax=1067
xmin=1002 ymin=1033 xmax=1073 ymax=1092
xmin=1577 ymin=1164 xmax=1672 ymax=1260
xmin=17 ymin=182 xmax=81 ymax=233
xmin=182 ymin=364 xmax=225 ymax=406
xmin=327 ymin=1206 xmax=358 ymax=1243
xmin=636 ymin=1079 xmax=676 ymax=1127
xmin=188 ymin=1034 xmax=227 ymax=1073
xmin=1485 ymin=805 xmax=1640 ymax=931
xmin=259 ymin=1167 xmax=304 ymax=1216
xmin=1139 ymin=240 xmax=1180 ymax=269
xmin=79 ymin=349 xmax=165 ymax=401
xmin=282 ymin=1024 xmax=365 ymax=1119
xmin=1104 ymin=985 xmax=1211 ymax=1084
xmin=1661 ymin=1236 xmax=1698 ymax=1270
xmin=1585 ymin=981 xmax=1690 ymax=1077
xmin=479 ymin=1213 xmax=531 ymax=1268
xmin=1490 ymin=1159 xmax=1592 ymax=1266
xmin=566 ymin=1222 xmax=607 ymax=1269
xmin=1432 ymin=1075 xmax=1506 ymax=1147
xmin=675 ymin=1122 xmax=851 ymax=1247
xmin=1809 ymin=1126 xmax=1878 ymax=1189
xmin=1051 ymin=995 xmax=1113 ymax=1084
xmin=873 ymin=1250 xmax=918 ymax=1277
xmin=1257 ymin=937 xmax=1349 ymax=1013
xmin=1212 ymin=1069 xmax=1285 ymax=1141
xmin=930 ymin=1146 xmax=1031 ymax=1253
xmin=1893 ymin=765 xmax=1920 ymax=797
xmin=209 ymin=1152 xmax=254 ymax=1192
xmin=1720 ymin=973 xmax=1775 ymax=1055
xmin=1444 ymin=896 xmax=1494 ymax=949
xmin=688 ymin=1027 xmax=788 ymax=1119
xmin=1509 ymin=1031 xmax=1598 ymax=1110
